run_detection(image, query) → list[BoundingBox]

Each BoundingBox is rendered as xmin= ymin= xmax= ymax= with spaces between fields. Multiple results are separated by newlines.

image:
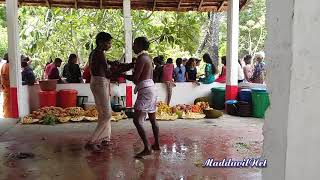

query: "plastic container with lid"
xmin=239 ymin=89 xmax=252 ymax=103
xmin=252 ymin=91 xmax=270 ymax=118
xmin=58 ymin=89 xmax=78 ymax=108
xmin=211 ymin=87 xmax=226 ymax=110
xmin=225 ymin=100 xmax=238 ymax=116
xmin=251 ymin=87 xmax=267 ymax=93
xmin=39 ymin=91 xmax=57 ymax=108
xmin=237 ymin=101 xmax=252 ymax=117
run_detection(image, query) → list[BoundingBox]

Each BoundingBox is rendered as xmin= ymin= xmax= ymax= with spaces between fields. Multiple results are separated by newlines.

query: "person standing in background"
xmin=62 ymin=54 xmax=82 ymax=83
xmin=162 ymin=58 xmax=175 ymax=105
xmin=243 ymin=54 xmax=253 ymax=82
xmin=251 ymin=52 xmax=266 ymax=84
xmin=173 ymin=58 xmax=186 ymax=82
xmin=21 ymin=59 xmax=36 ymax=86
xmin=82 ymin=61 xmax=91 ymax=83
xmin=199 ymin=53 xmax=216 ymax=84
xmin=47 ymin=58 xmax=63 ymax=83
xmin=1 ymin=54 xmax=10 ymax=118
xmin=43 ymin=59 xmax=53 ymax=79
xmin=238 ymin=59 xmax=245 ymax=83
xmin=186 ymin=58 xmax=199 ymax=85
xmin=153 ymin=56 xmax=163 ymax=83
xmin=215 ymin=56 xmax=227 ymax=83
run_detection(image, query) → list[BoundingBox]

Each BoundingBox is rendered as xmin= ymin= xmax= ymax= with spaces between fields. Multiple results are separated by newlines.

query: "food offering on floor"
xmin=21 ymin=106 xmax=128 ymax=125
xmin=156 ymin=101 xmax=219 ymax=120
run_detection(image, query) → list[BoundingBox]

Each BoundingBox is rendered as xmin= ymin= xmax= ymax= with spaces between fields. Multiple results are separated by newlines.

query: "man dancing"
xmin=86 ymin=32 xmax=133 ymax=152
xmin=127 ymin=37 xmax=160 ymax=158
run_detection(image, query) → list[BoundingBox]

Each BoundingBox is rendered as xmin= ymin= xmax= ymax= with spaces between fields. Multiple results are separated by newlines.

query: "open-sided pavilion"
xmin=3 ymin=1 xmax=320 ymax=180
xmin=2 ymin=0 xmax=246 ymax=118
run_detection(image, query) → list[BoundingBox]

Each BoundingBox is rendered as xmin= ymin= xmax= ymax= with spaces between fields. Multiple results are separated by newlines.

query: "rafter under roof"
xmin=0 ymin=0 xmax=248 ymax=12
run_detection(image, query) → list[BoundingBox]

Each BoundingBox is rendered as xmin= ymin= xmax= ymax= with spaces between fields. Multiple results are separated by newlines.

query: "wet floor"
xmin=0 ymin=115 xmax=263 ymax=180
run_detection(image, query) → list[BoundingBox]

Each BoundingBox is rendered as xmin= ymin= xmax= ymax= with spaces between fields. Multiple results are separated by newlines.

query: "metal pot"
xmin=125 ymin=108 xmax=135 ymax=118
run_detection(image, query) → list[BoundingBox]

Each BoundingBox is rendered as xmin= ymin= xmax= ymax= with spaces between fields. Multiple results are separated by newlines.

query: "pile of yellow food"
xmin=156 ymin=101 xmax=210 ymax=120
xmin=156 ymin=102 xmax=178 ymax=121
xmin=111 ymin=112 xmax=128 ymax=122
xmin=21 ymin=106 xmax=128 ymax=124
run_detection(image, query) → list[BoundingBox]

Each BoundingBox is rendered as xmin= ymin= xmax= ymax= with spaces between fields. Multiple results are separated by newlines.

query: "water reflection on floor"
xmin=0 ymin=116 xmax=263 ymax=180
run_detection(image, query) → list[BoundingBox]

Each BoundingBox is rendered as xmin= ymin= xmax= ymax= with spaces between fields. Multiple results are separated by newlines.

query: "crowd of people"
xmin=152 ymin=52 xmax=266 ymax=85
xmin=150 ymin=52 xmax=266 ymax=104
xmin=4 ymin=49 xmax=265 ymax=90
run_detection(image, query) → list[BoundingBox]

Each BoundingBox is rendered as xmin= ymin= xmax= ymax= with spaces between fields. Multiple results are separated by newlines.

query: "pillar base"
xmin=226 ymin=85 xmax=238 ymax=100
xmin=126 ymin=85 xmax=133 ymax=108
xmin=10 ymin=87 xmax=18 ymax=118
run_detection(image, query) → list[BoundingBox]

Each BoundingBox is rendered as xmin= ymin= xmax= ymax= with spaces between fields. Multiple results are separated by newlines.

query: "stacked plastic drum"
xmin=58 ymin=89 xmax=78 ymax=108
xmin=238 ymin=88 xmax=252 ymax=117
xmin=210 ymin=87 xmax=226 ymax=110
xmin=38 ymin=80 xmax=58 ymax=108
xmin=251 ymin=88 xmax=270 ymax=118
xmin=225 ymin=100 xmax=238 ymax=115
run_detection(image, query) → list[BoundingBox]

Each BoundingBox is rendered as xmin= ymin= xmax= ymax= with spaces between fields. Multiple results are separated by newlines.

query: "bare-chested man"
xmin=86 ymin=32 xmax=134 ymax=152
xmin=127 ymin=37 xmax=160 ymax=158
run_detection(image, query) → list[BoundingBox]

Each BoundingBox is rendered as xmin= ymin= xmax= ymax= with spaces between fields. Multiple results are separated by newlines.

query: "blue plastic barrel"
xmin=239 ymin=89 xmax=252 ymax=103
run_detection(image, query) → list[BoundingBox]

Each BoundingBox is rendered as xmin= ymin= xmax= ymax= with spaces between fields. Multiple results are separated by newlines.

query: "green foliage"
xmin=14 ymin=7 xmax=206 ymax=77
xmin=42 ymin=115 xmax=56 ymax=125
xmin=0 ymin=28 xmax=7 ymax=57
xmin=0 ymin=6 xmax=6 ymax=27
xmin=0 ymin=0 xmax=266 ymax=77
xmin=219 ymin=0 xmax=266 ymax=57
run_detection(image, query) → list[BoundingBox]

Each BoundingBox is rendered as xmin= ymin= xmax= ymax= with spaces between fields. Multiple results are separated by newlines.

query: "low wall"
xmin=19 ymin=82 xmax=267 ymax=116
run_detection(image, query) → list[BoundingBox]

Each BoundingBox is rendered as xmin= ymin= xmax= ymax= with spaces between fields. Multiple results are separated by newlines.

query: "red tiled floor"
xmin=0 ymin=116 xmax=263 ymax=180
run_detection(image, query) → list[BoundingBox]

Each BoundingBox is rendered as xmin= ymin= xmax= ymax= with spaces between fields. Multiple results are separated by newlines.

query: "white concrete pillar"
xmin=123 ymin=0 xmax=132 ymax=64
xmin=6 ymin=0 xmax=21 ymax=118
xmin=263 ymin=0 xmax=320 ymax=179
xmin=123 ymin=0 xmax=133 ymax=107
xmin=225 ymin=0 xmax=239 ymax=100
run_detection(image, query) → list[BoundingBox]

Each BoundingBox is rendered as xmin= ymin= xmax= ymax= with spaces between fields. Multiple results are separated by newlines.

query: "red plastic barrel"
xmin=58 ymin=89 xmax=78 ymax=108
xmin=39 ymin=91 xmax=57 ymax=108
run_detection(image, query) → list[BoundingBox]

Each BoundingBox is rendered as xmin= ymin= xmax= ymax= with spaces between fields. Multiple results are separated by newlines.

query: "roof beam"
xmin=100 ymin=0 xmax=103 ymax=9
xmin=198 ymin=0 xmax=204 ymax=10
xmin=153 ymin=0 xmax=157 ymax=11
xmin=178 ymin=0 xmax=182 ymax=9
xmin=74 ymin=0 xmax=78 ymax=9
xmin=45 ymin=0 xmax=51 ymax=8
xmin=218 ymin=1 xmax=225 ymax=11
xmin=18 ymin=0 xmax=23 ymax=7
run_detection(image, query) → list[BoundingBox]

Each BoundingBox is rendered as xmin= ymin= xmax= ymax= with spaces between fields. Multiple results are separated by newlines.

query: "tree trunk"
xmin=197 ymin=12 xmax=222 ymax=66
xmin=210 ymin=12 xmax=222 ymax=66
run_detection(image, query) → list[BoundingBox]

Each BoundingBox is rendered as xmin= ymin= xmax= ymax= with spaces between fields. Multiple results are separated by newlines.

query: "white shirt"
xmin=238 ymin=63 xmax=245 ymax=81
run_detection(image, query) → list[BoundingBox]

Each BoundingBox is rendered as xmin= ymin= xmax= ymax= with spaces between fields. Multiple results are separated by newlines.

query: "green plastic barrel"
xmin=252 ymin=91 xmax=270 ymax=118
xmin=211 ymin=87 xmax=226 ymax=110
